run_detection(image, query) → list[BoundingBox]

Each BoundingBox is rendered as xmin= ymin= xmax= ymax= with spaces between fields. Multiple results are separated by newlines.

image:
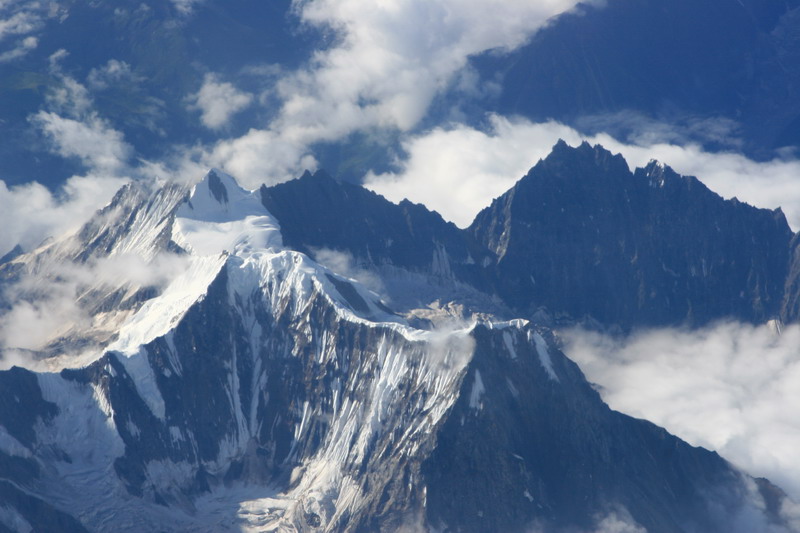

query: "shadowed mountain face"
xmin=260 ymin=170 xmax=491 ymax=278
xmin=260 ymin=142 xmax=799 ymax=329
xmin=470 ymin=141 xmax=796 ymax=328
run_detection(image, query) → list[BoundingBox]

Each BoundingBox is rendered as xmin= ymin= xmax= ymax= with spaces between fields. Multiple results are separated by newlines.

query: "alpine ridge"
xmin=0 ymin=149 xmax=796 ymax=532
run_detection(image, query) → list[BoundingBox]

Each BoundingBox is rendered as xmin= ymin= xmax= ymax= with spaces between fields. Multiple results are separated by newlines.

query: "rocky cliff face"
xmin=259 ymin=142 xmax=800 ymax=330
xmin=260 ymin=169 xmax=500 ymax=319
xmin=470 ymin=140 xmax=796 ymax=328
xmin=0 ymin=168 xmax=789 ymax=532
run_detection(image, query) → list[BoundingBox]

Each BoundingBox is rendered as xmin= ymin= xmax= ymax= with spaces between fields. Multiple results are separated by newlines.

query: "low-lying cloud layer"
xmin=561 ymin=322 xmax=800 ymax=500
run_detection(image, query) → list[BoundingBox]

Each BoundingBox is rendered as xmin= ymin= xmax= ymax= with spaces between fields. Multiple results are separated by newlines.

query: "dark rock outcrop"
xmin=470 ymin=141 xmax=796 ymax=328
xmin=260 ymin=170 xmax=492 ymax=286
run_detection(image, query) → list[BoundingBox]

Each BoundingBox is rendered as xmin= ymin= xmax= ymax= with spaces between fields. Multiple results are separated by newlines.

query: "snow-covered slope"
xmin=0 ymin=170 xmax=794 ymax=532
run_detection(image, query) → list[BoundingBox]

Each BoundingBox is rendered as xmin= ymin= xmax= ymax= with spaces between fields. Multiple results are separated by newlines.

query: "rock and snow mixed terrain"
xmin=0 ymin=149 xmax=798 ymax=532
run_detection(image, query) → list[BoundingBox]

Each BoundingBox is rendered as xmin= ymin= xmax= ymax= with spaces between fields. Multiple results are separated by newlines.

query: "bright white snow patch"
xmin=173 ymin=169 xmax=282 ymax=257
xmin=468 ymin=369 xmax=486 ymax=411
xmin=108 ymin=254 xmax=227 ymax=356
xmin=0 ymin=425 xmax=31 ymax=459
xmin=503 ymin=330 xmax=517 ymax=360
xmin=531 ymin=331 xmax=559 ymax=381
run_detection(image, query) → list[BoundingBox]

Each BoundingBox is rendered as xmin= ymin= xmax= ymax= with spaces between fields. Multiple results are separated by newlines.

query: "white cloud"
xmin=206 ymin=128 xmax=317 ymax=188
xmin=194 ymin=0 xmax=593 ymax=188
xmin=0 ymin=10 xmax=41 ymax=41
xmin=592 ymin=136 xmax=800 ymax=231
xmin=311 ymin=247 xmax=387 ymax=298
xmin=189 ymin=73 xmax=254 ymax=130
xmin=0 ymin=174 xmax=127 ymax=259
xmin=0 ymin=72 xmax=134 ymax=258
xmin=0 ymin=251 xmax=190 ymax=359
xmin=46 ymin=74 xmax=93 ymax=117
xmin=0 ymin=34 xmax=36 ymax=62
xmin=87 ymin=59 xmax=139 ymax=90
xmin=365 ymin=116 xmax=800 ymax=229
xmin=171 ymin=0 xmax=204 ymax=16
xmin=366 ymin=116 xmax=580 ymax=227
xmin=561 ymin=322 xmax=800 ymax=500
xmin=31 ymin=111 xmax=132 ymax=174
xmin=592 ymin=509 xmax=646 ymax=533
xmin=0 ymin=0 xmax=61 ymax=63
xmin=272 ymin=0 xmax=585 ymax=145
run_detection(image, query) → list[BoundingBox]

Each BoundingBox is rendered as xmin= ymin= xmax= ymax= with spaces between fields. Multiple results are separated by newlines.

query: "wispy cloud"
xmin=562 ymin=322 xmax=800 ymax=500
xmin=0 ymin=1 xmax=61 ymax=63
xmin=0 ymin=34 xmax=36 ymax=62
xmin=170 ymin=0 xmax=204 ymax=16
xmin=0 ymin=175 xmax=126 ymax=259
xmin=311 ymin=247 xmax=387 ymax=298
xmin=87 ymin=59 xmax=140 ymax=91
xmin=0 ymin=252 xmax=190 ymax=365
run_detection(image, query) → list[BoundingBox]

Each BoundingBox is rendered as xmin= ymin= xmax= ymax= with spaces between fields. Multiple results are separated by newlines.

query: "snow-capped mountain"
xmin=0 ymin=163 xmax=794 ymax=532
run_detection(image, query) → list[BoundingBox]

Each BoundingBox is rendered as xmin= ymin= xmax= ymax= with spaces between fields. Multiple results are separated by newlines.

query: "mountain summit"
xmin=0 ymin=162 xmax=794 ymax=532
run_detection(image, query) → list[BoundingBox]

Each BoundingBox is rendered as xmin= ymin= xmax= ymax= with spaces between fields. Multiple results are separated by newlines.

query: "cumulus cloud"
xmin=0 ymin=67 xmax=138 ymax=258
xmin=273 ymin=0 xmax=586 ymax=144
xmin=189 ymin=73 xmax=254 ymax=130
xmin=201 ymin=0 xmax=586 ymax=185
xmin=32 ymin=112 xmax=132 ymax=174
xmin=366 ymin=116 xmax=800 ymax=229
xmin=207 ymin=128 xmax=317 ymax=187
xmin=366 ymin=116 xmax=579 ymax=226
xmin=561 ymin=322 xmax=800 ymax=500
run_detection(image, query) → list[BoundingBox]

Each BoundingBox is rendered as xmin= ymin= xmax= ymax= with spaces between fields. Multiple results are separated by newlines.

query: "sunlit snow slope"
xmin=0 ymin=170 xmax=793 ymax=532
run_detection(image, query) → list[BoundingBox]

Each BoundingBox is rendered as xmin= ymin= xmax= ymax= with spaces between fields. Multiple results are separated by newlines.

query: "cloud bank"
xmin=276 ymin=0 xmax=585 ymax=142
xmin=561 ymin=322 xmax=800 ymax=500
xmin=366 ymin=116 xmax=800 ymax=229
xmin=202 ymin=0 xmax=586 ymax=184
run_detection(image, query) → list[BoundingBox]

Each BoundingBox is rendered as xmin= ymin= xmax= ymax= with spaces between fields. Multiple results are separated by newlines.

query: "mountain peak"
xmin=196 ymin=168 xmax=242 ymax=206
xmin=537 ymin=140 xmax=630 ymax=179
xmin=297 ymin=168 xmax=335 ymax=183
xmin=183 ymin=169 xmax=255 ymax=221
